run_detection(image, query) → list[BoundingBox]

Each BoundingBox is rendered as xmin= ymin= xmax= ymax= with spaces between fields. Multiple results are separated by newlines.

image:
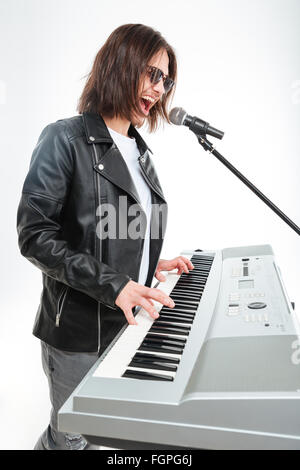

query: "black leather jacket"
xmin=17 ymin=112 xmax=167 ymax=354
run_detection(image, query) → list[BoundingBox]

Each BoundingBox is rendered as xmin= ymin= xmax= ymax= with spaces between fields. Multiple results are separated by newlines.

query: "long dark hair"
xmin=77 ymin=24 xmax=177 ymax=132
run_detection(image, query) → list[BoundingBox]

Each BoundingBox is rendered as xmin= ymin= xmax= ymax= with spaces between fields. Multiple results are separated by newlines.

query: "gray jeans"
xmin=34 ymin=341 xmax=100 ymax=450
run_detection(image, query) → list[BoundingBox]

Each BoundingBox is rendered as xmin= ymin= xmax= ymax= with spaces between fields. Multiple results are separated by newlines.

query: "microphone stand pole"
xmin=197 ymin=135 xmax=300 ymax=236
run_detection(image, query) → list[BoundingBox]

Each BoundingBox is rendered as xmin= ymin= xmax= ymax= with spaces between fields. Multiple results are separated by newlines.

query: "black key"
xmin=173 ymin=286 xmax=204 ymax=292
xmin=159 ymin=310 xmax=195 ymax=320
xmin=173 ymin=284 xmax=204 ymax=289
xmin=152 ymin=321 xmax=191 ymax=331
xmin=161 ymin=308 xmax=196 ymax=315
xmin=139 ymin=343 xmax=183 ymax=355
xmin=149 ymin=325 xmax=190 ymax=336
xmin=129 ymin=359 xmax=178 ymax=372
xmin=122 ymin=369 xmax=173 ymax=381
xmin=161 ymin=304 xmax=196 ymax=312
xmin=170 ymin=297 xmax=200 ymax=304
xmin=170 ymin=293 xmax=202 ymax=300
xmin=142 ymin=340 xmax=184 ymax=353
xmin=145 ymin=333 xmax=187 ymax=345
xmin=165 ymin=303 xmax=196 ymax=311
xmin=141 ymin=336 xmax=185 ymax=348
xmin=170 ymin=293 xmax=201 ymax=300
xmin=180 ymin=273 xmax=209 ymax=278
xmin=156 ymin=316 xmax=193 ymax=324
xmin=170 ymin=289 xmax=203 ymax=302
xmin=177 ymin=281 xmax=206 ymax=286
xmin=169 ymin=299 xmax=199 ymax=307
xmin=134 ymin=352 xmax=180 ymax=364
xmin=177 ymin=275 xmax=207 ymax=280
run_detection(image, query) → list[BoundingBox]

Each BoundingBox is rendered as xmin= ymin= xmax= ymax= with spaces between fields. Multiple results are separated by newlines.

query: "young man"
xmin=17 ymin=24 xmax=193 ymax=450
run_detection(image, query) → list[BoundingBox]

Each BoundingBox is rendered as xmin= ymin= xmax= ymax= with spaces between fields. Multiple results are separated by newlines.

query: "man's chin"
xmin=131 ymin=114 xmax=146 ymax=128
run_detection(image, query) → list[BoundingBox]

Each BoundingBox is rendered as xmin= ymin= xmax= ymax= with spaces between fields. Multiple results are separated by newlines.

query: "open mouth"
xmin=140 ymin=96 xmax=155 ymax=116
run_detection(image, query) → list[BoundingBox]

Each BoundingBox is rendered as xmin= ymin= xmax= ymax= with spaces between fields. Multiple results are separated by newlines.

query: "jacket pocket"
xmin=55 ymin=285 xmax=69 ymax=327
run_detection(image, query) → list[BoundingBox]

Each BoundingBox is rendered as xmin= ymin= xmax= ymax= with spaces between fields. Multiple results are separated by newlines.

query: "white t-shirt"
xmin=107 ymin=127 xmax=152 ymax=286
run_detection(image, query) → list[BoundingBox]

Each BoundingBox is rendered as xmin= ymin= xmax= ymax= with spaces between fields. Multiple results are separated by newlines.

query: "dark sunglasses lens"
xmin=148 ymin=67 xmax=174 ymax=93
xmin=164 ymin=77 xmax=174 ymax=93
xmin=149 ymin=67 xmax=163 ymax=84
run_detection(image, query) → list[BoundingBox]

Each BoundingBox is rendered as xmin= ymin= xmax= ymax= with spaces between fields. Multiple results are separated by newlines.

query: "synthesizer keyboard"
xmin=93 ymin=252 xmax=214 ymax=382
xmin=58 ymin=245 xmax=300 ymax=450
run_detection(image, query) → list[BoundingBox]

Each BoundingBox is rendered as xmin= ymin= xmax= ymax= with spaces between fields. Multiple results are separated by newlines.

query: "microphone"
xmin=169 ymin=107 xmax=224 ymax=140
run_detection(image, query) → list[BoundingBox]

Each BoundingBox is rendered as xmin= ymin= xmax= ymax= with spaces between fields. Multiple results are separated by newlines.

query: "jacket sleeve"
xmin=16 ymin=121 xmax=130 ymax=309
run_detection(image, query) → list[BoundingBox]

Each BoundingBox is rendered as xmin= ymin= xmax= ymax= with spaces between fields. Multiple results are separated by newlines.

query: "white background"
xmin=0 ymin=0 xmax=299 ymax=450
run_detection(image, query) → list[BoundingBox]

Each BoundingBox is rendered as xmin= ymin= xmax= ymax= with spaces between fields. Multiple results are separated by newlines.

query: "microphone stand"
xmin=197 ymin=135 xmax=300 ymax=236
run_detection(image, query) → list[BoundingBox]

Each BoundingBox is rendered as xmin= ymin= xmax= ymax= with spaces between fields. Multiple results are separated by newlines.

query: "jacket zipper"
xmin=92 ymin=143 xmax=101 ymax=353
xmin=55 ymin=286 xmax=68 ymax=327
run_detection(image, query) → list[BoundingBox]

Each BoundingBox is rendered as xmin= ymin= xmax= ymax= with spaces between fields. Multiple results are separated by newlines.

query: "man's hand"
xmin=155 ymin=256 xmax=194 ymax=282
xmin=115 ymin=280 xmax=175 ymax=325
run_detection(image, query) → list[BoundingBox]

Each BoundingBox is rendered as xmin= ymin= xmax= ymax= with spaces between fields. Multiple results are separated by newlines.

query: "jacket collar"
xmin=82 ymin=112 xmax=152 ymax=155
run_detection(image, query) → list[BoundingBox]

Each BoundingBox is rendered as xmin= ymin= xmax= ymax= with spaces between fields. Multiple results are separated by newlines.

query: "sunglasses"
xmin=147 ymin=65 xmax=175 ymax=94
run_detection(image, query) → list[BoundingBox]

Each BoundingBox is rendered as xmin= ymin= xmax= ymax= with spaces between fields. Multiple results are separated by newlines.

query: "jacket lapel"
xmin=138 ymin=151 xmax=167 ymax=203
xmin=94 ymin=144 xmax=142 ymax=205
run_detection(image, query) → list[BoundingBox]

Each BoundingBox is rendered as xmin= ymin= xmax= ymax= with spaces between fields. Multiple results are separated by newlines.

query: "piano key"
xmin=170 ymin=298 xmax=199 ymax=306
xmin=160 ymin=306 xmax=197 ymax=313
xmin=172 ymin=286 xmax=204 ymax=292
xmin=161 ymin=307 xmax=197 ymax=315
xmin=171 ymin=300 xmax=199 ymax=307
xmin=122 ymin=369 xmax=174 ymax=381
xmin=170 ymin=297 xmax=200 ymax=304
xmin=177 ymin=273 xmax=207 ymax=278
xmin=180 ymin=272 xmax=209 ymax=277
xmin=176 ymin=281 xmax=206 ymax=285
xmin=149 ymin=325 xmax=190 ymax=336
xmin=192 ymin=259 xmax=213 ymax=263
xmin=128 ymin=358 xmax=178 ymax=372
xmin=170 ymin=294 xmax=200 ymax=307
xmin=143 ymin=335 xmax=185 ymax=349
xmin=145 ymin=328 xmax=190 ymax=340
xmin=177 ymin=281 xmax=207 ymax=286
xmin=191 ymin=268 xmax=210 ymax=271
xmin=170 ymin=292 xmax=201 ymax=299
xmin=141 ymin=341 xmax=184 ymax=354
xmin=139 ymin=343 xmax=184 ymax=355
xmin=170 ymin=285 xmax=204 ymax=292
xmin=152 ymin=320 xmax=191 ymax=330
xmin=144 ymin=333 xmax=187 ymax=345
xmin=172 ymin=286 xmax=205 ymax=292
xmin=170 ymin=293 xmax=202 ymax=300
xmin=134 ymin=352 xmax=180 ymax=364
xmin=181 ymin=274 xmax=207 ymax=278
xmin=159 ymin=311 xmax=195 ymax=320
xmin=168 ymin=304 xmax=198 ymax=311
xmin=139 ymin=345 xmax=184 ymax=356
xmin=126 ymin=365 xmax=177 ymax=378
xmin=155 ymin=316 xmax=194 ymax=324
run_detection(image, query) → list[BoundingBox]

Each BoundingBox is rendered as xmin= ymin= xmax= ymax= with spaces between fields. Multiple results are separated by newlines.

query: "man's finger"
xmin=178 ymin=260 xmax=189 ymax=274
xmin=179 ymin=256 xmax=194 ymax=270
xmin=146 ymin=288 xmax=175 ymax=308
xmin=123 ymin=308 xmax=138 ymax=325
xmin=155 ymin=271 xmax=166 ymax=282
xmin=140 ymin=298 xmax=159 ymax=319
